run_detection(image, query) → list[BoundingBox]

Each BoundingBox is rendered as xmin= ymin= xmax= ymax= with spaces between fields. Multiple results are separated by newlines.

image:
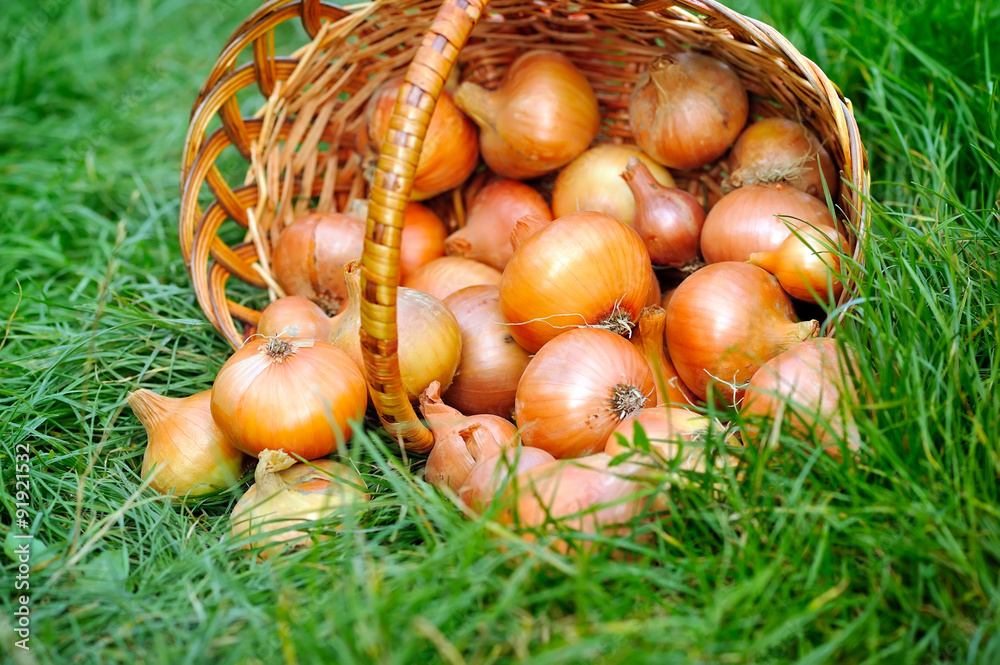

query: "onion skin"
xmin=622 ymin=158 xmax=706 ymax=269
xmin=329 ymin=262 xmax=462 ymax=402
xmin=552 ymin=145 xmax=675 ymax=225
xmin=455 ymin=50 xmax=600 ymax=179
xmin=629 ymin=52 xmax=748 ymax=170
xmin=457 ymin=446 xmax=556 ymax=515
xmin=499 ymin=211 xmax=652 ymax=353
xmin=515 ymin=328 xmax=655 ymax=458
xmin=402 ymin=256 xmax=503 ymax=303
xmin=726 ymin=117 xmax=839 ymax=201
xmin=230 ymin=449 xmax=368 ymax=559
xmin=445 ymin=180 xmax=553 ymax=271
xmin=257 ymin=296 xmax=333 ymax=339
xmin=272 ymin=211 xmax=365 ymax=315
xmin=442 ymin=285 xmax=532 ymax=418
xmin=211 ymin=338 xmax=368 ymax=460
xmin=741 ymin=338 xmax=861 ymax=458
xmin=748 ymin=225 xmax=849 ymax=305
xmin=664 ymin=262 xmax=820 ymax=405
xmin=700 ymin=183 xmax=836 ymax=264
xmin=645 ymin=267 xmax=662 ymax=307
xmin=400 ymin=204 xmax=448 ymax=279
xmin=419 ymin=381 xmax=519 ymax=492
xmin=361 ymin=77 xmax=478 ymax=200
xmin=128 ymin=389 xmax=245 ymax=498
xmin=605 ymin=407 xmax=735 ymax=470
xmin=630 ymin=306 xmax=697 ymax=407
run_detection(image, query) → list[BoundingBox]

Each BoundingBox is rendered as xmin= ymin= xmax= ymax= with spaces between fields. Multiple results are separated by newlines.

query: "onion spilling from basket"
xmin=139 ymin=48 xmax=861 ymax=557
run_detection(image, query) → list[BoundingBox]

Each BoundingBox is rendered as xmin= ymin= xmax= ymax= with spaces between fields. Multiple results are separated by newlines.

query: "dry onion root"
xmin=229 ymin=449 xmax=368 ymax=559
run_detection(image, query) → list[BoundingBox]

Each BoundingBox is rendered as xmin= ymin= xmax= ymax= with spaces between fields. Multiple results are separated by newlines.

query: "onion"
xmin=700 ymin=183 xmax=836 ymax=264
xmin=128 ymin=389 xmax=245 ymax=498
xmin=445 ymin=180 xmax=553 ymax=271
xmin=256 ymin=296 xmax=333 ymax=339
xmin=361 ymin=76 xmax=478 ymax=200
xmin=442 ymin=285 xmax=532 ymax=418
xmin=748 ymin=225 xmax=850 ymax=305
xmin=419 ymin=382 xmax=519 ymax=492
xmin=629 ymin=52 xmax=748 ymax=170
xmin=726 ymin=117 xmax=839 ymax=201
xmin=230 ymin=449 xmax=368 ymax=559
xmin=622 ymin=158 xmax=705 ymax=269
xmin=211 ymin=338 xmax=368 ymax=460
xmin=605 ymin=407 xmax=734 ymax=472
xmin=402 ymin=256 xmax=503 ymax=302
xmin=552 ymin=145 xmax=675 ymax=224
xmin=329 ymin=262 xmax=462 ymax=402
xmin=455 ymin=50 xmax=600 ymax=179
xmin=400 ymin=203 xmax=448 ymax=279
xmin=664 ymin=262 xmax=819 ymax=405
xmin=457 ymin=446 xmax=556 ymax=515
xmin=630 ymin=306 xmax=697 ymax=407
xmin=499 ymin=211 xmax=652 ymax=353
xmin=741 ymin=338 xmax=861 ymax=458
xmin=272 ymin=211 xmax=364 ymax=315
xmin=515 ymin=328 xmax=655 ymax=458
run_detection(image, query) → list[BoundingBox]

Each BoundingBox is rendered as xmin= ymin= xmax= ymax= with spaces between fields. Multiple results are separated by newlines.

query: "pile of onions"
xmin=329 ymin=262 xmax=462 ymax=402
xmin=629 ymin=51 xmax=748 ymax=170
xmin=700 ymin=183 xmax=836 ymax=264
xmin=442 ymin=285 xmax=532 ymax=417
xmin=419 ymin=381 xmax=518 ymax=491
xmin=445 ymin=180 xmax=552 ymax=270
xmin=127 ymin=389 xmax=245 ymax=497
xmin=664 ymin=262 xmax=819 ymax=405
xmin=211 ymin=337 xmax=368 ymax=460
xmin=399 ymin=203 xmax=448 ymax=279
xmin=726 ymin=117 xmax=839 ymax=201
xmin=748 ymin=225 xmax=850 ymax=305
xmin=458 ymin=446 xmax=556 ymax=515
xmin=256 ymin=296 xmax=332 ymax=339
xmin=455 ymin=50 xmax=600 ymax=179
xmin=629 ymin=306 xmax=696 ymax=407
xmin=402 ymin=256 xmax=503 ymax=302
xmin=499 ymin=211 xmax=652 ymax=353
xmin=230 ymin=449 xmax=368 ymax=559
xmin=271 ymin=211 xmax=364 ymax=315
xmin=360 ymin=76 xmax=478 ymax=200
xmin=621 ymin=158 xmax=705 ymax=269
xmin=551 ymin=145 xmax=674 ymax=224
xmin=515 ymin=328 xmax=655 ymax=458
xmin=741 ymin=338 xmax=861 ymax=457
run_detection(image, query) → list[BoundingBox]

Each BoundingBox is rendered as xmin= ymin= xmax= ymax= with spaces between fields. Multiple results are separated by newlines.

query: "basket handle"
xmin=360 ymin=0 xmax=489 ymax=453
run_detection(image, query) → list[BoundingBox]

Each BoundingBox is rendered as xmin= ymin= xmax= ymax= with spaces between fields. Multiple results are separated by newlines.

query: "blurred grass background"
xmin=1 ymin=0 xmax=998 ymax=663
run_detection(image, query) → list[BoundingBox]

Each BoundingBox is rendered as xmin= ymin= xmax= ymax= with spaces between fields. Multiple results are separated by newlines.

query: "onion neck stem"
xmin=126 ymin=389 xmax=171 ymax=429
xmin=454 ymin=82 xmax=496 ymax=132
xmin=255 ymin=449 xmax=295 ymax=499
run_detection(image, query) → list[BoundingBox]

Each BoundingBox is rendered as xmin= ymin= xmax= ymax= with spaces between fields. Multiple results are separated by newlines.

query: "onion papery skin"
xmin=605 ymin=407 xmax=733 ymax=471
xmin=230 ymin=449 xmax=368 ymax=559
xmin=700 ymin=183 xmax=836 ymax=264
xmin=748 ymin=225 xmax=850 ymax=305
xmin=629 ymin=51 xmax=748 ymax=170
xmin=741 ymin=338 xmax=861 ymax=458
xmin=443 ymin=285 xmax=532 ymax=418
xmin=499 ymin=211 xmax=652 ymax=353
xmin=272 ymin=211 xmax=365 ymax=315
xmin=445 ymin=180 xmax=553 ymax=271
xmin=630 ymin=306 xmax=697 ymax=407
xmin=420 ymin=381 xmax=519 ymax=492
xmin=552 ymin=145 xmax=675 ymax=225
xmin=455 ymin=50 xmax=600 ymax=179
xmin=664 ymin=262 xmax=819 ymax=405
xmin=515 ymin=328 xmax=655 ymax=458
xmin=458 ymin=446 xmax=556 ymax=515
xmin=726 ymin=117 xmax=839 ymax=201
xmin=257 ymin=296 xmax=334 ymax=339
xmin=211 ymin=338 xmax=368 ymax=460
xmin=400 ymin=204 xmax=449 ymax=278
xmin=329 ymin=262 xmax=462 ymax=402
xmin=402 ymin=256 xmax=503 ymax=303
xmin=361 ymin=77 xmax=478 ymax=200
xmin=129 ymin=389 xmax=245 ymax=498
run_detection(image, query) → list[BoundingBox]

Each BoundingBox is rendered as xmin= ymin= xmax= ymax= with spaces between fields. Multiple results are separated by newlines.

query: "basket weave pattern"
xmin=179 ymin=0 xmax=869 ymax=451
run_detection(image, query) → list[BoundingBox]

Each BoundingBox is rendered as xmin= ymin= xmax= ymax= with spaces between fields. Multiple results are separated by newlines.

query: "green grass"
xmin=1 ymin=0 xmax=999 ymax=662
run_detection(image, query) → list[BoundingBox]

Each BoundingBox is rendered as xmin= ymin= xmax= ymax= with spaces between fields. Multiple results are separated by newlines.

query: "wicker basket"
xmin=179 ymin=0 xmax=869 ymax=453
